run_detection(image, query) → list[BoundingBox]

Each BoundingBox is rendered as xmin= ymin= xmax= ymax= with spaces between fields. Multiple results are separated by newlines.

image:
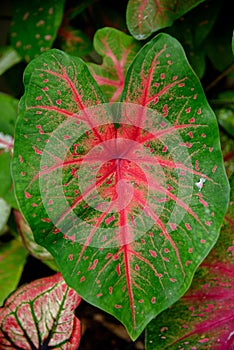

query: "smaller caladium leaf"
xmin=0 ymin=46 xmax=22 ymax=75
xmin=88 ymin=27 xmax=141 ymax=102
xmin=11 ymin=0 xmax=66 ymax=62
xmin=126 ymin=0 xmax=205 ymax=40
xmin=14 ymin=209 xmax=58 ymax=271
xmin=0 ymin=238 xmax=28 ymax=306
xmin=0 ymin=273 xmax=82 ymax=349
xmin=0 ymin=198 xmax=11 ymax=234
xmin=58 ymin=27 xmax=93 ymax=57
xmin=0 ymin=132 xmax=14 ymax=152
xmin=0 ymin=93 xmax=18 ymax=137
xmin=0 ymin=147 xmax=18 ymax=209
xmin=145 ymin=173 xmax=234 ymax=350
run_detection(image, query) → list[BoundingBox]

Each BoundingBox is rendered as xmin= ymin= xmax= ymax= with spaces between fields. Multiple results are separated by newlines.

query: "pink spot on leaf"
xmin=105 ymin=215 xmax=115 ymax=225
xmin=149 ymin=250 xmax=157 ymax=258
xmin=212 ymin=165 xmax=217 ymax=173
xmin=25 ymin=192 xmax=32 ymax=198
xmin=198 ymin=338 xmax=209 ymax=343
xmin=116 ymin=263 xmax=121 ymax=276
xmin=188 ymin=131 xmax=193 ymax=138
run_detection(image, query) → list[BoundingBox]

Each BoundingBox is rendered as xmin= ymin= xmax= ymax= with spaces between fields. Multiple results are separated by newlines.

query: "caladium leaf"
xmin=0 ymin=93 xmax=18 ymax=137
xmin=0 ymin=273 xmax=81 ymax=349
xmin=88 ymin=27 xmax=141 ymax=102
xmin=0 ymin=134 xmax=17 ymax=209
xmin=145 ymin=173 xmax=234 ymax=349
xmin=14 ymin=209 xmax=58 ymax=271
xmin=11 ymin=0 xmax=66 ymax=62
xmin=12 ymin=34 xmax=229 ymax=340
xmin=126 ymin=0 xmax=205 ymax=40
xmin=0 ymin=46 xmax=22 ymax=75
xmin=0 ymin=198 xmax=11 ymax=234
xmin=0 ymin=238 xmax=28 ymax=306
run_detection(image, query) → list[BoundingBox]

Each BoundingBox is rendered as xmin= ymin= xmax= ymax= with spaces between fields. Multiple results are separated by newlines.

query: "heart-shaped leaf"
xmin=145 ymin=173 xmax=234 ymax=349
xmin=126 ymin=0 xmax=205 ymax=40
xmin=12 ymin=33 xmax=229 ymax=339
xmin=0 ymin=273 xmax=81 ymax=349
xmin=87 ymin=27 xmax=141 ymax=101
xmin=11 ymin=0 xmax=66 ymax=62
xmin=0 ymin=238 xmax=28 ymax=306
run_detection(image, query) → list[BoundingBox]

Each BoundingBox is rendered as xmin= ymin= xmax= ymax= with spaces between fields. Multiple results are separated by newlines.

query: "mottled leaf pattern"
xmin=126 ymin=0 xmax=205 ymax=40
xmin=88 ymin=27 xmax=141 ymax=101
xmin=146 ymin=173 xmax=234 ymax=349
xmin=12 ymin=34 xmax=229 ymax=340
xmin=0 ymin=273 xmax=81 ymax=349
xmin=11 ymin=0 xmax=65 ymax=62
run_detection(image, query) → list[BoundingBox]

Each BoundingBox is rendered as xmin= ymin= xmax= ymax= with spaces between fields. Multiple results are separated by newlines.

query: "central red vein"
xmin=116 ymin=159 xmax=136 ymax=329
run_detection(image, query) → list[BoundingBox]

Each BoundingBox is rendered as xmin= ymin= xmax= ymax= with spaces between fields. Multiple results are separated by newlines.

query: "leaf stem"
xmin=205 ymin=62 xmax=234 ymax=92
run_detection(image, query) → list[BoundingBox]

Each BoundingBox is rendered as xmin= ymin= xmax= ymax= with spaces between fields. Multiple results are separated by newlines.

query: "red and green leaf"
xmin=126 ymin=0 xmax=205 ymax=40
xmin=0 ymin=238 xmax=28 ymax=306
xmin=12 ymin=33 xmax=229 ymax=339
xmin=11 ymin=0 xmax=65 ymax=62
xmin=146 ymin=173 xmax=234 ymax=349
xmin=0 ymin=273 xmax=81 ymax=349
xmin=88 ymin=27 xmax=141 ymax=102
